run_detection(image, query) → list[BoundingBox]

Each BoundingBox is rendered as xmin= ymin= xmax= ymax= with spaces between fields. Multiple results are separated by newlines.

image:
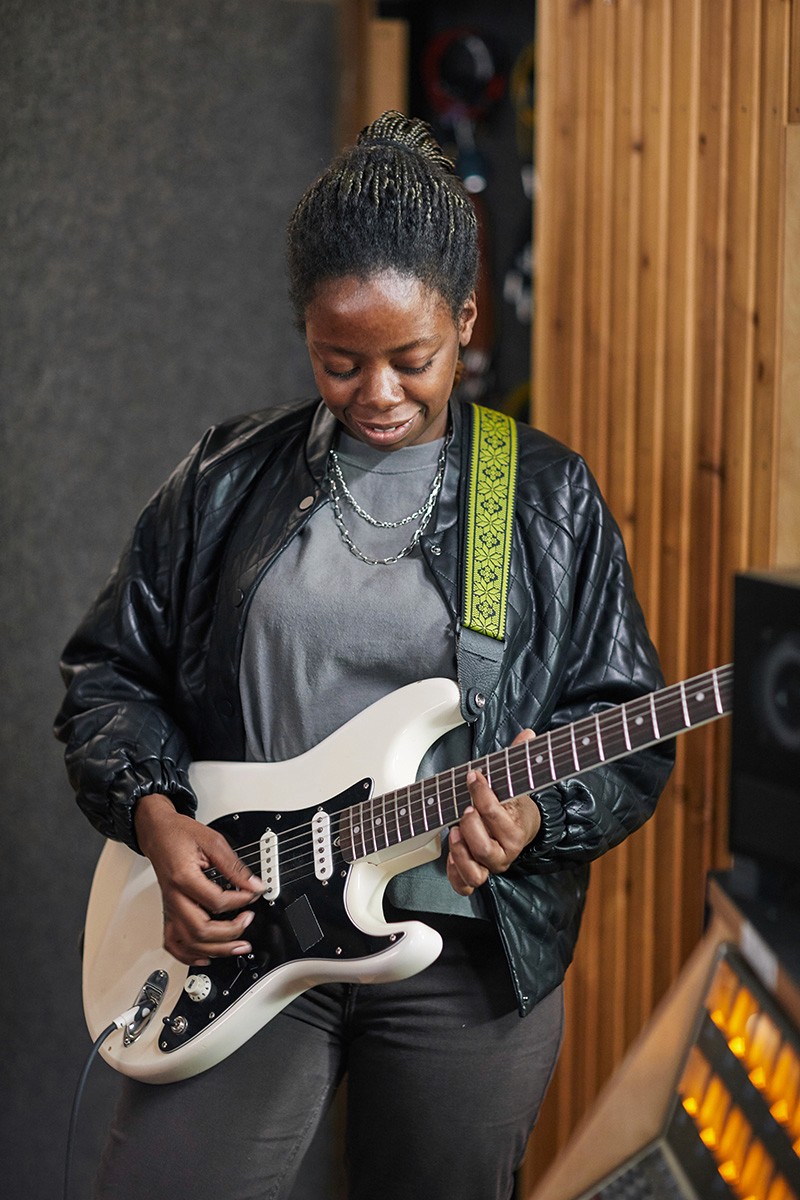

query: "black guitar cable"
xmin=63 ymin=1005 xmax=147 ymax=1200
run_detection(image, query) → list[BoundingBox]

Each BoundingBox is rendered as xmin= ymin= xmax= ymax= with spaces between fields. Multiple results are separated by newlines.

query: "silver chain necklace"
xmin=326 ymin=440 xmax=447 ymax=566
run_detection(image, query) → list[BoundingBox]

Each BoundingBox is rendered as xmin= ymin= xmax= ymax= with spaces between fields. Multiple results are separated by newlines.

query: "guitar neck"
xmin=339 ymin=665 xmax=733 ymax=864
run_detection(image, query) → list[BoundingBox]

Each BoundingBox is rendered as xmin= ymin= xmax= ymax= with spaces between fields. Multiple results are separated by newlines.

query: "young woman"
xmin=56 ymin=111 xmax=673 ymax=1200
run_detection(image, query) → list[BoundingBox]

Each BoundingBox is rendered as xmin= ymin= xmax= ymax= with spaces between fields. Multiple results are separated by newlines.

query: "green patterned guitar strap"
xmin=458 ymin=403 xmax=519 ymax=722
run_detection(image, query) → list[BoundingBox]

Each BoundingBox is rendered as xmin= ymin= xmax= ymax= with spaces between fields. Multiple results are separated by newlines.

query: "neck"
xmin=337 ymin=665 xmax=733 ymax=863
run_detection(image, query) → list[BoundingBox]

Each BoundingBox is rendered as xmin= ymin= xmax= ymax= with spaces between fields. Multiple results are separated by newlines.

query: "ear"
xmin=458 ymin=293 xmax=479 ymax=347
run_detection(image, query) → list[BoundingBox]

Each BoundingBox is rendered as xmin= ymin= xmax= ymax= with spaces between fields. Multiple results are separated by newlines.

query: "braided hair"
xmin=287 ymin=111 xmax=478 ymax=326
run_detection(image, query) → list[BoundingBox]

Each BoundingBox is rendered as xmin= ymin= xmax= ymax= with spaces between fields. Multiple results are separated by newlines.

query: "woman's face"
xmin=304 ymin=270 xmax=477 ymax=451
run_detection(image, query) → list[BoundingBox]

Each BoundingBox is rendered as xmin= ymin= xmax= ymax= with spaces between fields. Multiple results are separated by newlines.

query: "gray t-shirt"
xmin=239 ymin=431 xmax=483 ymax=916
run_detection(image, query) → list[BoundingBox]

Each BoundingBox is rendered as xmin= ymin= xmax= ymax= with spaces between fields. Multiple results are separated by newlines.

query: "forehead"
xmin=305 ymin=270 xmax=453 ymax=348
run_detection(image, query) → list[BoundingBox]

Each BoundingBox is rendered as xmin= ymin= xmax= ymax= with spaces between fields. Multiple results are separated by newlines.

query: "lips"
xmin=350 ymin=413 xmax=419 ymax=446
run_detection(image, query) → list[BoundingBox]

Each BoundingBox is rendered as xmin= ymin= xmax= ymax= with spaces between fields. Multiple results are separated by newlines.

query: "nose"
xmin=360 ymin=365 xmax=403 ymax=409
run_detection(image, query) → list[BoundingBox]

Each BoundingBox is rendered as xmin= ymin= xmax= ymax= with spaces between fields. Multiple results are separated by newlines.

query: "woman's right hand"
xmin=134 ymin=793 xmax=266 ymax=966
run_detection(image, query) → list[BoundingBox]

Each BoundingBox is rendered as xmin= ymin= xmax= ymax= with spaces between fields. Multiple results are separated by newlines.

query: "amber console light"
xmin=677 ymin=952 xmax=800 ymax=1200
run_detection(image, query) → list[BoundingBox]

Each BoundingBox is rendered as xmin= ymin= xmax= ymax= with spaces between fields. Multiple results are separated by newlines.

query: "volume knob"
xmin=184 ymin=973 xmax=213 ymax=1003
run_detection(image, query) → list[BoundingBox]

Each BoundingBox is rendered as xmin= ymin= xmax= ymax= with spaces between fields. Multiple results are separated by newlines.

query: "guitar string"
xmin=262 ymin=668 xmax=731 ymax=854
xmin=205 ymin=775 xmax=481 ymax=887
xmin=207 ymin=668 xmax=732 ymax=881
xmin=205 ymin=668 xmax=732 ymax=888
xmin=208 ymin=710 xmax=661 ymax=888
xmin=233 ymin=672 xmax=729 ymax=878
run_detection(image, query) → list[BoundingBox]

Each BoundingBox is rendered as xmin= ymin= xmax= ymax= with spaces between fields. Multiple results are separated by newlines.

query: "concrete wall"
xmin=0 ymin=2 xmax=335 ymax=1195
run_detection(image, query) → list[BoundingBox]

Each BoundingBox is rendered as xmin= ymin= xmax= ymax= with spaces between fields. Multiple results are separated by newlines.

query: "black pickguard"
xmin=159 ymin=779 xmax=401 ymax=1054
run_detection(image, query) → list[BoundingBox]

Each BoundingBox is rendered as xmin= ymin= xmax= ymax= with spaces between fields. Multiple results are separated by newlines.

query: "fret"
xmin=407 ymin=788 xmax=417 ymax=838
xmin=460 ymin=765 xmax=476 ymax=818
xmin=409 ymin=787 xmax=419 ymax=837
xmin=429 ymin=768 xmax=472 ymax=825
xmin=430 ymin=776 xmax=441 ymax=827
xmin=386 ymin=792 xmax=400 ymax=843
xmin=423 ymin=781 xmax=433 ymax=828
xmin=569 ymin=724 xmax=580 ymax=772
xmin=392 ymin=790 xmax=403 ymax=845
xmin=344 ymin=801 xmax=358 ymax=858
xmin=363 ymin=799 xmax=375 ymax=856
xmin=338 ymin=808 xmax=354 ymax=863
xmin=598 ymin=706 xmax=628 ymax=760
xmin=352 ymin=800 xmax=368 ymax=859
xmin=549 ymin=731 xmax=576 ymax=782
xmin=410 ymin=782 xmax=421 ymax=834
xmin=712 ymin=668 xmax=723 ymax=714
xmin=373 ymin=795 xmax=385 ymax=854
xmin=364 ymin=795 xmax=378 ymax=855
xmin=504 ymin=748 xmax=514 ymax=800
xmin=523 ymin=739 xmax=536 ymax=790
xmin=575 ymin=724 xmax=597 ymax=769
xmin=402 ymin=789 xmax=415 ymax=840
xmin=621 ymin=704 xmax=632 ymax=751
xmin=595 ymin=712 xmax=606 ymax=761
xmin=679 ymin=680 xmax=690 ymax=727
xmin=649 ymin=693 xmax=660 ymax=739
xmin=512 ymin=752 xmax=530 ymax=799
xmin=383 ymin=792 xmax=393 ymax=849
xmin=547 ymin=732 xmax=557 ymax=782
xmin=657 ymin=687 xmax=682 ymax=738
xmin=423 ymin=784 xmax=433 ymax=825
xmin=683 ymin=675 xmax=722 ymax=726
xmin=419 ymin=780 xmax=433 ymax=831
xmin=526 ymin=739 xmax=556 ymax=787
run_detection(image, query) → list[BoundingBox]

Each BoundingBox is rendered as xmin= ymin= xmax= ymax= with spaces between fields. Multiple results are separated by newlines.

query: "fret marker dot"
xmin=400 ymin=808 xmax=407 ymax=816
xmin=696 ymin=692 xmax=705 ymax=702
xmin=427 ymin=798 xmax=434 ymax=806
xmin=582 ymin=736 xmax=590 ymax=746
xmin=535 ymin=755 xmax=544 ymax=764
xmin=635 ymin=717 xmax=644 ymax=725
xmin=375 ymin=818 xmax=382 ymax=826
xmin=354 ymin=826 xmax=360 ymax=834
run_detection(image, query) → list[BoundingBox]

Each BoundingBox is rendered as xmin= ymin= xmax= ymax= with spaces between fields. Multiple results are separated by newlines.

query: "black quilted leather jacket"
xmin=55 ymin=398 xmax=673 ymax=1016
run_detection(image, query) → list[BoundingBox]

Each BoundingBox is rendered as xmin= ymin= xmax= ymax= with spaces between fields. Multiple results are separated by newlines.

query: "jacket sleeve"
xmin=53 ymin=441 xmax=208 ymax=851
xmin=509 ymin=459 xmax=674 ymax=874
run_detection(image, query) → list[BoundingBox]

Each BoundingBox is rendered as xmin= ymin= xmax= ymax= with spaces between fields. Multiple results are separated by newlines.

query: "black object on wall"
xmin=730 ymin=568 xmax=800 ymax=885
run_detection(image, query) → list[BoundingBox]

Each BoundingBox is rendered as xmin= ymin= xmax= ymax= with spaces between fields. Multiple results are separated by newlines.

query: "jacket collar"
xmin=305 ymin=401 xmax=338 ymax=483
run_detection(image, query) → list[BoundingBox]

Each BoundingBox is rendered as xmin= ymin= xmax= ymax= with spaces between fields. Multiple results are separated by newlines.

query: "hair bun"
xmin=356 ymin=111 xmax=456 ymax=174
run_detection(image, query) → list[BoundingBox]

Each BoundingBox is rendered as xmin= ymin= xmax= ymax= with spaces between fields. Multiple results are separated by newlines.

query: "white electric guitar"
xmin=82 ymin=665 xmax=732 ymax=1083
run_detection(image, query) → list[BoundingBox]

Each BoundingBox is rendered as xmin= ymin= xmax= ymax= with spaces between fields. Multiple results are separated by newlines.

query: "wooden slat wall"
xmin=524 ymin=0 xmax=797 ymax=1188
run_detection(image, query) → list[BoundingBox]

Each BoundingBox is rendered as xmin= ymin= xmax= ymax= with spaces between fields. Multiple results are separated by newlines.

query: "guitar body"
xmin=82 ymin=678 xmax=463 ymax=1084
xmin=81 ymin=661 xmax=734 ymax=1084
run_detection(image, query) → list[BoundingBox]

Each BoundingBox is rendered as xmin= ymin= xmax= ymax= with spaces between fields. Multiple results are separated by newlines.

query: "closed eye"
xmin=324 ymin=359 xmax=433 ymax=380
xmin=324 ymin=365 xmax=359 ymax=380
xmin=398 ymin=359 xmax=433 ymax=375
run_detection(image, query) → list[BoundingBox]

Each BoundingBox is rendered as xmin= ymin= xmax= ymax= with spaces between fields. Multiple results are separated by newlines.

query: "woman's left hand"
xmin=446 ymin=729 xmax=541 ymax=896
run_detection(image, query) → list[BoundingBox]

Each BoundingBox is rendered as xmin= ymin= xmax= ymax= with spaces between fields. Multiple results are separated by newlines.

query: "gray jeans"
xmin=95 ymin=913 xmax=564 ymax=1200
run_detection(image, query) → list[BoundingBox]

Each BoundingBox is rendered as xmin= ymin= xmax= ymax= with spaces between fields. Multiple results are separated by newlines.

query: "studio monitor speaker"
xmin=730 ymin=568 xmax=800 ymax=872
